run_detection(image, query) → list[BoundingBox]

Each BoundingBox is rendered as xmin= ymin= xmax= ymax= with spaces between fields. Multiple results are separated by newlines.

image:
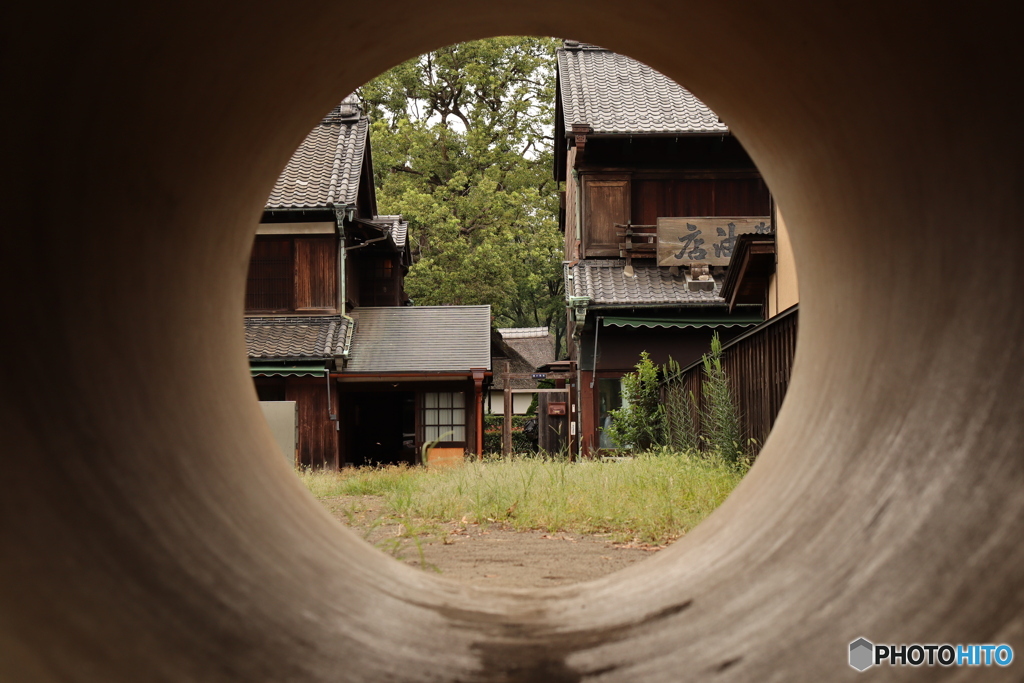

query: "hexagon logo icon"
xmin=849 ymin=638 xmax=874 ymax=671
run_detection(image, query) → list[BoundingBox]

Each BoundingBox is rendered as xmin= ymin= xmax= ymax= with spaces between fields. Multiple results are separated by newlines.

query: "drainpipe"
xmin=568 ymin=295 xmax=590 ymax=459
xmin=334 ymin=206 xmax=348 ymax=314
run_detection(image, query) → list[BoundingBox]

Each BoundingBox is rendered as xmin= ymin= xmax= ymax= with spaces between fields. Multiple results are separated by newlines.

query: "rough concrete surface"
xmin=3 ymin=0 xmax=1023 ymax=681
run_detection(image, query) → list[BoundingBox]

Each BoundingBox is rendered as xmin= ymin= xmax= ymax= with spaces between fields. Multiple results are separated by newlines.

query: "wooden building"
xmin=487 ymin=327 xmax=557 ymax=415
xmin=339 ymin=305 xmax=491 ymax=467
xmin=245 ymin=95 xmax=490 ymax=468
xmin=554 ymin=42 xmax=775 ymax=454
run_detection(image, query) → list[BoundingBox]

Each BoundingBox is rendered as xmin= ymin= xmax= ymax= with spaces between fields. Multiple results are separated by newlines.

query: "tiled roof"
xmin=557 ymin=43 xmax=728 ymax=136
xmin=266 ymin=99 xmax=368 ymax=210
xmin=566 ymin=260 xmax=726 ymax=306
xmin=372 ymin=215 xmax=409 ymax=249
xmin=345 ymin=306 xmax=491 ymax=373
xmin=496 ymin=327 xmax=550 ymax=339
xmin=244 ymin=316 xmax=350 ymax=359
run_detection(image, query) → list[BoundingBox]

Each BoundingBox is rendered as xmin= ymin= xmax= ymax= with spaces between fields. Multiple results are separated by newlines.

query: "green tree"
xmin=604 ymin=352 xmax=665 ymax=451
xmin=358 ymin=37 xmax=565 ymax=353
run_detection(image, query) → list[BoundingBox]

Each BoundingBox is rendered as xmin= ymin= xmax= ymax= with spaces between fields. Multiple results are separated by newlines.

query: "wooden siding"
xmin=246 ymin=235 xmax=338 ymax=313
xmin=631 ymin=178 xmax=770 ymax=225
xmin=246 ymin=238 xmax=293 ymax=311
xmin=286 ymin=379 xmax=338 ymax=469
xmin=564 ymin=148 xmax=579 ymax=260
xmin=666 ymin=308 xmax=798 ymax=455
xmin=294 ymin=237 xmax=337 ymax=310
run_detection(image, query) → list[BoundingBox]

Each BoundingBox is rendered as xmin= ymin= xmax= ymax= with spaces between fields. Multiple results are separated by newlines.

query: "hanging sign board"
xmin=657 ymin=216 xmax=772 ymax=267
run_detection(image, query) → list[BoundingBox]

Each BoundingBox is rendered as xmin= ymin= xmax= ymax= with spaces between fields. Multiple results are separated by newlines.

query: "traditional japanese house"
xmin=554 ymin=41 xmax=775 ymax=454
xmin=338 ymin=306 xmax=491 ymax=467
xmin=487 ymin=327 xmax=557 ymax=415
xmin=245 ymin=95 xmax=490 ymax=468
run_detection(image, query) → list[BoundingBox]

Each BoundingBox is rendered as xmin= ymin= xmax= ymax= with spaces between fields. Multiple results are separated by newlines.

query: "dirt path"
xmin=320 ymin=495 xmax=663 ymax=588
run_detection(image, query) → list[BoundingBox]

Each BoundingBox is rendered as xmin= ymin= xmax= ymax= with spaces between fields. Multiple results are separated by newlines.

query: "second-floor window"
xmin=358 ymin=255 xmax=397 ymax=307
xmin=246 ymin=236 xmax=337 ymax=313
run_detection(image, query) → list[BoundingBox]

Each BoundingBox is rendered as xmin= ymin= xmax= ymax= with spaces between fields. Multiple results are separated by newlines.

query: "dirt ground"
xmin=320 ymin=495 xmax=664 ymax=588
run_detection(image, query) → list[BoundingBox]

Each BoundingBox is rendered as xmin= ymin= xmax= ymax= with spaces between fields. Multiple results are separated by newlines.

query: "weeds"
xmin=299 ymin=451 xmax=745 ymax=546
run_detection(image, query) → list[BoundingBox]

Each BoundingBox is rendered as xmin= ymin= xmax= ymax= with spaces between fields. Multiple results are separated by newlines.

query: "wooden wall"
xmin=294 ymin=238 xmax=337 ymax=310
xmin=667 ymin=309 xmax=798 ymax=454
xmin=631 ymin=178 xmax=770 ymax=224
xmin=286 ymin=378 xmax=339 ymax=469
xmin=246 ymin=235 xmax=337 ymax=313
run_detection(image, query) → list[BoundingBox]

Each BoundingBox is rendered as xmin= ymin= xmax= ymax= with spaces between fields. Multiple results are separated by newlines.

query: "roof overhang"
xmin=250 ymin=362 xmax=328 ymax=377
xmin=720 ymin=233 xmax=778 ymax=312
xmin=600 ymin=315 xmax=762 ymax=330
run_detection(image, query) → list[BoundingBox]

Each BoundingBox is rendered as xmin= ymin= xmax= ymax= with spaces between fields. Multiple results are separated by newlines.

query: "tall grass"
xmin=299 ymin=451 xmax=746 ymax=545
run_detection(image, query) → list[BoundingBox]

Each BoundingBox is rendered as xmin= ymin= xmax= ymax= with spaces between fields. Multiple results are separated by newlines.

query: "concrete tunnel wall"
xmin=2 ymin=1 xmax=1022 ymax=680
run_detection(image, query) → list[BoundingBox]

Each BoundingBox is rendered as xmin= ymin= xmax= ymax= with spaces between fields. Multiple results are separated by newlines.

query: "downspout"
xmin=335 ymin=204 xmax=356 ymax=364
xmin=335 ymin=206 xmax=347 ymax=316
xmin=568 ymin=295 xmax=590 ymax=459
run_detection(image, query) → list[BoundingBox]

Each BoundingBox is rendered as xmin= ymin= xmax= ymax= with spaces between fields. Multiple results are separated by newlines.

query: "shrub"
xmin=662 ymin=357 xmax=699 ymax=452
xmin=604 ymin=351 xmax=665 ymax=451
xmin=484 ymin=414 xmax=536 ymax=453
xmin=699 ymin=333 xmax=744 ymax=464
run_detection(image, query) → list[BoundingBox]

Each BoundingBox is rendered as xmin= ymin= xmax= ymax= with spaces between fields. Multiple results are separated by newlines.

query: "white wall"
xmin=486 ymin=391 xmax=534 ymax=415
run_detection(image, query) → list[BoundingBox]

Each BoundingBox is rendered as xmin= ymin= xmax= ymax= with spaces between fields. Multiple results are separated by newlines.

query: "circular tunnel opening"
xmin=249 ymin=36 xmax=794 ymax=590
xmin=4 ymin=4 xmax=1022 ymax=682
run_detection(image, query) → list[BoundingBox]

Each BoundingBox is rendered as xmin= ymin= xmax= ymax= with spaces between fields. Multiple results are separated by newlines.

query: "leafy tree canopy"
xmin=358 ymin=36 xmax=565 ymax=353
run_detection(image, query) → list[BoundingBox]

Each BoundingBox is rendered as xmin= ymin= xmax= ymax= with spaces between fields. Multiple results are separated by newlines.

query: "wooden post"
xmin=471 ymin=368 xmax=486 ymax=461
xmin=502 ymin=360 xmax=513 ymax=456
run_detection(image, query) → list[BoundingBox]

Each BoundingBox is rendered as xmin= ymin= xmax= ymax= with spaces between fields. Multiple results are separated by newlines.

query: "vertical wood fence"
xmin=664 ymin=306 xmax=798 ymax=456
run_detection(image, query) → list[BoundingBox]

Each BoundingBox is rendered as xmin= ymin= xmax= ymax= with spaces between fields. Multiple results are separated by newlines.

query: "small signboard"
xmin=548 ymin=402 xmax=567 ymax=416
xmin=531 ymin=373 xmax=547 ymax=379
xmin=658 ymin=216 xmax=772 ymax=266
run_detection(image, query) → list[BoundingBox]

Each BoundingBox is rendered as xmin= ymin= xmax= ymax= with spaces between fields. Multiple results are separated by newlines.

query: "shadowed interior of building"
xmin=2 ymin=1 xmax=1022 ymax=680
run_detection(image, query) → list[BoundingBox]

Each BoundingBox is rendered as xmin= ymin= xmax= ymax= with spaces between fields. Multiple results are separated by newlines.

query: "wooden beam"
xmin=507 ymin=388 xmax=570 ymax=394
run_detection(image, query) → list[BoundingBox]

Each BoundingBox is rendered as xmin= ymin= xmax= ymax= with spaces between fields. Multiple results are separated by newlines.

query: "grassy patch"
xmin=298 ymin=451 xmax=746 ymax=546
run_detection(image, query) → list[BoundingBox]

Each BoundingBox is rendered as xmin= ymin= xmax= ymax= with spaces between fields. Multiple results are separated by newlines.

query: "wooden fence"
xmin=664 ymin=305 xmax=798 ymax=456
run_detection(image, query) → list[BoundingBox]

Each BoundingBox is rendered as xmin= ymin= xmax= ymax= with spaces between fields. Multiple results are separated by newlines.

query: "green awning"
xmin=601 ymin=316 xmax=763 ymax=330
xmin=250 ymin=362 xmax=328 ymax=377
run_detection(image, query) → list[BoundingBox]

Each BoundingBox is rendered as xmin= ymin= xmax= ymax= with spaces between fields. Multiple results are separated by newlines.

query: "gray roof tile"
xmin=266 ymin=103 xmax=368 ymax=210
xmin=566 ymin=260 xmax=725 ymax=306
xmin=372 ymin=214 xmax=409 ymax=249
xmin=245 ymin=316 xmax=349 ymax=359
xmin=557 ymin=44 xmax=728 ymax=136
xmin=346 ymin=306 xmax=491 ymax=373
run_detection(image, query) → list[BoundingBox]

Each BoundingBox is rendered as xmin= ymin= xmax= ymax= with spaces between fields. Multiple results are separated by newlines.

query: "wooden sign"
xmin=658 ymin=217 xmax=772 ymax=266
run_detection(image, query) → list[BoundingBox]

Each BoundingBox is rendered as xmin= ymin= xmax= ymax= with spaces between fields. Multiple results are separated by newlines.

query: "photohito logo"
xmin=849 ymin=638 xmax=1014 ymax=671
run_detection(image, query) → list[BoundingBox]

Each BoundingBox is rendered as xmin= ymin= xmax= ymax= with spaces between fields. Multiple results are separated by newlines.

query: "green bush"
xmin=484 ymin=414 xmax=536 ymax=453
xmin=604 ymin=351 xmax=665 ymax=451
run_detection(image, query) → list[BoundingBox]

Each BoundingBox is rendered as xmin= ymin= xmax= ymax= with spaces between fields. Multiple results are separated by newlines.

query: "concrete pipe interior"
xmin=2 ymin=1 xmax=1023 ymax=680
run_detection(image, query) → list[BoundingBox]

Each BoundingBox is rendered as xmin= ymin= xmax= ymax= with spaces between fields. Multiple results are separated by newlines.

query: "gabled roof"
xmin=491 ymin=328 xmax=556 ymax=390
xmin=566 ymin=259 xmax=725 ymax=306
xmin=266 ymin=97 xmax=369 ymax=210
xmin=557 ymin=42 xmax=728 ymax=136
xmin=245 ymin=316 xmax=350 ymax=360
xmin=345 ymin=306 xmax=491 ymax=373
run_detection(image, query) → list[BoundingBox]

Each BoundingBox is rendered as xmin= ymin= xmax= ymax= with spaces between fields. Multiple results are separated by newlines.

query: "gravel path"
xmin=320 ymin=495 xmax=664 ymax=588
